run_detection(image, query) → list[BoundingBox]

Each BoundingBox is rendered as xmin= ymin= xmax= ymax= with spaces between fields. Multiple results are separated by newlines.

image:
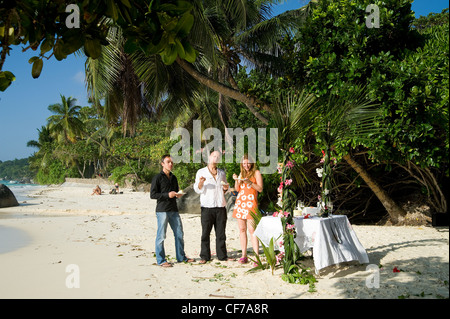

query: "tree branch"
xmin=175 ymin=57 xmax=270 ymax=125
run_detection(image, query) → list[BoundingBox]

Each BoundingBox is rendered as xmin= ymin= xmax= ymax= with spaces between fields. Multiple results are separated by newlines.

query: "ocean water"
xmin=0 ymin=181 xmax=45 ymax=202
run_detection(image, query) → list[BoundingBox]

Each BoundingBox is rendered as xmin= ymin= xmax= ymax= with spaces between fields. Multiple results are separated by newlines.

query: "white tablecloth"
xmin=254 ymin=215 xmax=369 ymax=273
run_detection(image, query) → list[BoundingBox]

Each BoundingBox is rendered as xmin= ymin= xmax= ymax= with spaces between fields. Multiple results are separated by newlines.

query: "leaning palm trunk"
xmin=314 ymin=85 xmax=407 ymax=224
xmin=176 ymin=57 xmax=270 ymax=124
xmin=343 ymin=154 xmax=406 ymax=224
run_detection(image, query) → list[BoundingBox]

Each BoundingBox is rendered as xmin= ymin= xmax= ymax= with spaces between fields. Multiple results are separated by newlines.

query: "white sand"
xmin=0 ymin=183 xmax=448 ymax=299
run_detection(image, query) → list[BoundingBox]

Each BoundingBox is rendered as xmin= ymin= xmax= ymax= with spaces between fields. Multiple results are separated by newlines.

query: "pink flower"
xmin=276 ymin=252 xmax=285 ymax=264
xmin=285 ymin=161 xmax=295 ymax=169
xmin=286 ymin=224 xmax=295 ymax=230
xmin=283 ymin=211 xmax=290 ymax=217
xmin=277 ymin=163 xmax=283 ymax=174
xmin=272 ymin=210 xmax=283 ymax=217
xmin=289 ymin=147 xmax=295 ymax=154
xmin=277 ymin=182 xmax=284 ymax=193
xmin=284 ymin=179 xmax=292 ymax=186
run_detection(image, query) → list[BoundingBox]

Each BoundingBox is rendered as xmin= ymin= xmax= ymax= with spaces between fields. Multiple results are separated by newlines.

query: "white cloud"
xmin=73 ymin=71 xmax=85 ymax=84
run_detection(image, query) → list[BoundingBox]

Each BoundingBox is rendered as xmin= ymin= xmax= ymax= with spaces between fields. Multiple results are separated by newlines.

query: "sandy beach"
xmin=0 ymin=182 xmax=448 ymax=300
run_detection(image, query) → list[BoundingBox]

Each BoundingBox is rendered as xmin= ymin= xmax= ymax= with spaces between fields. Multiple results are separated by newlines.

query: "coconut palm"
xmin=27 ymin=125 xmax=54 ymax=171
xmin=85 ymin=25 xmax=151 ymax=137
xmin=174 ymin=0 xmax=317 ymax=125
xmin=46 ymin=95 xmax=85 ymax=144
xmin=308 ymin=85 xmax=408 ymax=222
xmin=85 ymin=0 xmax=317 ymax=131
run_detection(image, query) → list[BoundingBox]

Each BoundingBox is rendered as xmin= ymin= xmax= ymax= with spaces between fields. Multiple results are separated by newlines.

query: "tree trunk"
xmin=343 ymin=154 xmax=407 ymax=224
xmin=176 ymin=57 xmax=270 ymax=125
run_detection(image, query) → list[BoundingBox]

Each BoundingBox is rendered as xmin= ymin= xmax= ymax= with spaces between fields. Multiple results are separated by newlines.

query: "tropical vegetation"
xmin=1 ymin=0 xmax=448 ymax=282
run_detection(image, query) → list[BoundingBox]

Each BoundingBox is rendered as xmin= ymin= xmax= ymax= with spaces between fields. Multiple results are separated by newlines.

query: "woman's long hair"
xmin=240 ymin=154 xmax=256 ymax=180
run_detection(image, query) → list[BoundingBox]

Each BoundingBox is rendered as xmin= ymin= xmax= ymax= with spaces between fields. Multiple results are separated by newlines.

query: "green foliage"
xmin=284 ymin=0 xmax=449 ymax=173
xmin=0 ymin=0 xmax=198 ymax=91
xmin=47 ymin=95 xmax=85 ymax=144
xmin=109 ymin=162 xmax=159 ymax=184
xmin=281 ymin=265 xmax=317 ymax=292
xmin=0 ymin=70 xmax=15 ymax=91
xmin=110 ymin=119 xmax=173 ymax=161
xmin=412 ymin=8 xmax=449 ymax=31
xmin=248 ymin=237 xmax=279 ymax=275
xmin=367 ymin=22 xmax=449 ymax=170
xmin=35 ymin=160 xmax=77 ymax=185
xmin=0 ymin=158 xmax=33 ymax=181
xmin=171 ymin=161 xmax=204 ymax=190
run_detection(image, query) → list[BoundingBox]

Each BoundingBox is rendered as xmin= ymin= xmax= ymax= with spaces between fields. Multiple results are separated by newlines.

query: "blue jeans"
xmin=155 ymin=212 xmax=187 ymax=264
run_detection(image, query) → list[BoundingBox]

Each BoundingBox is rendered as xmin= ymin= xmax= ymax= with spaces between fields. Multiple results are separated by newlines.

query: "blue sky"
xmin=0 ymin=0 xmax=448 ymax=162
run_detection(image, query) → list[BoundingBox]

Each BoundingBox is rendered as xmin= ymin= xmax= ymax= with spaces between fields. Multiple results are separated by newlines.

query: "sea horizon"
xmin=0 ymin=180 xmax=46 ymax=202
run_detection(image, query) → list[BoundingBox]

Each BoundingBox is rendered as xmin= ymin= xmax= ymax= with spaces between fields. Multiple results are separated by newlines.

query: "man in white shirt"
xmin=194 ymin=150 xmax=232 ymax=263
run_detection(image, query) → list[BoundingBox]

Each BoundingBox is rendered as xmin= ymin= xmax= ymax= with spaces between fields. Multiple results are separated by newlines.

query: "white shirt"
xmin=194 ymin=166 xmax=227 ymax=208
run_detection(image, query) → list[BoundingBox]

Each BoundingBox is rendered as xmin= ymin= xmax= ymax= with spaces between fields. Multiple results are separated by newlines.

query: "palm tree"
xmin=312 ymin=86 xmax=407 ymax=222
xmin=85 ymin=25 xmax=154 ymax=137
xmin=27 ymin=125 xmax=54 ymax=171
xmin=47 ymin=95 xmax=85 ymax=144
xmin=174 ymin=0 xmax=316 ymax=125
xmin=270 ymin=88 xmax=321 ymax=218
xmin=85 ymin=0 xmax=316 ymax=130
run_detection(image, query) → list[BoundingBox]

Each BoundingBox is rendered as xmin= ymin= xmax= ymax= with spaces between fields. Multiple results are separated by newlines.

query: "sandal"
xmin=160 ymin=262 xmax=173 ymax=268
xmin=238 ymin=257 xmax=248 ymax=264
xmin=184 ymin=257 xmax=195 ymax=263
xmin=199 ymin=259 xmax=208 ymax=264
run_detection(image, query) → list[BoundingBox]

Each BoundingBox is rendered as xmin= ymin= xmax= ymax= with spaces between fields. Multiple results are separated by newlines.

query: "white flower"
xmin=276 ymin=198 xmax=283 ymax=207
xmin=316 ymin=168 xmax=323 ymax=178
xmin=323 ymin=189 xmax=330 ymax=195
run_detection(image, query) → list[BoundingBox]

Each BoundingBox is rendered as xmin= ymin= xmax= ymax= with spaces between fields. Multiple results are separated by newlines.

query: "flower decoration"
xmin=276 ymin=252 xmax=285 ymax=265
xmin=277 ymin=163 xmax=284 ymax=174
xmin=285 ymin=160 xmax=295 ymax=169
xmin=316 ymin=168 xmax=323 ymax=177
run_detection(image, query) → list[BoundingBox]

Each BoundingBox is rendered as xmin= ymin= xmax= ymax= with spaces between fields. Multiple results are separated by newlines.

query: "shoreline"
xmin=0 ymin=184 xmax=448 ymax=299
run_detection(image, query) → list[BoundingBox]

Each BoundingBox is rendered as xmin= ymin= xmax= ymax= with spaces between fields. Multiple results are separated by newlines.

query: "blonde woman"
xmin=232 ymin=154 xmax=263 ymax=264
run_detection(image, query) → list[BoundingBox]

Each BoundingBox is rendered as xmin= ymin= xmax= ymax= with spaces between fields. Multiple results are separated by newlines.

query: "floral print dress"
xmin=232 ymin=176 xmax=258 ymax=220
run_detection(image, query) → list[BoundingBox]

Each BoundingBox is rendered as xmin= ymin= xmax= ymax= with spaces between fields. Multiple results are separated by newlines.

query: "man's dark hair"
xmin=160 ymin=154 xmax=171 ymax=163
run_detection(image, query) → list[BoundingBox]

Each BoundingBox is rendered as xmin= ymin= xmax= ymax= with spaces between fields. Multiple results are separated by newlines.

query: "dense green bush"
xmin=34 ymin=160 xmax=78 ymax=185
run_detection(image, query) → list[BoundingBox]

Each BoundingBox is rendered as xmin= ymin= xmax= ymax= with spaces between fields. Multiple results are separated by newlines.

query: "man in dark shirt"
xmin=150 ymin=155 xmax=195 ymax=267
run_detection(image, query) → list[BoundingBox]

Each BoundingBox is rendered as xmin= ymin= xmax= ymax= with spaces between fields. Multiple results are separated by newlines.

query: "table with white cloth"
xmin=254 ymin=215 xmax=369 ymax=273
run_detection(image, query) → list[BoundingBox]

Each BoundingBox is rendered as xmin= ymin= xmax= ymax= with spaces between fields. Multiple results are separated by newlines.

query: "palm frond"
xmin=316 ymin=85 xmax=382 ymax=145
